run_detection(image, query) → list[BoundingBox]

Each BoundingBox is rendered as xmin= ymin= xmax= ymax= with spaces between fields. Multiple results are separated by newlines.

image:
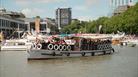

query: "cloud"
xmin=21 ymin=8 xmax=45 ymax=17
xmin=15 ymin=0 xmax=29 ymax=6
xmin=36 ymin=0 xmax=66 ymax=3
xmin=74 ymin=5 xmax=88 ymax=11
xmin=15 ymin=0 xmax=66 ymax=6
xmin=85 ymin=0 xmax=100 ymax=6
xmin=77 ymin=16 xmax=97 ymax=21
xmin=74 ymin=0 xmax=101 ymax=11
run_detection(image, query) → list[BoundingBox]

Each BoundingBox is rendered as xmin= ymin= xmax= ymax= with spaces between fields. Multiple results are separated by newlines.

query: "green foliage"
xmin=104 ymin=3 xmax=138 ymax=34
xmin=62 ymin=3 xmax=138 ymax=34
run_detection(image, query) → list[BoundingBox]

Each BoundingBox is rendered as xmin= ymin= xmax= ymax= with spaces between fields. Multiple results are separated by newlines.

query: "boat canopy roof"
xmin=50 ymin=33 xmax=112 ymax=40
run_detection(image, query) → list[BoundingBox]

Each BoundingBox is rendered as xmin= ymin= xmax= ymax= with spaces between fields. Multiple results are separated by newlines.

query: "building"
xmin=113 ymin=5 xmax=131 ymax=15
xmin=110 ymin=0 xmax=134 ymax=9
xmin=45 ymin=18 xmax=58 ymax=34
xmin=0 ymin=8 xmax=58 ymax=39
xmin=0 ymin=8 xmax=27 ymax=38
xmin=19 ymin=17 xmax=45 ymax=33
xmin=56 ymin=8 xmax=72 ymax=29
xmin=110 ymin=0 xmax=136 ymax=15
xmin=20 ymin=17 xmax=57 ymax=34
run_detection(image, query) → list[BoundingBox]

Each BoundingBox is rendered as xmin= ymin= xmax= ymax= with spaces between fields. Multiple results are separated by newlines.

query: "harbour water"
xmin=0 ymin=46 xmax=138 ymax=77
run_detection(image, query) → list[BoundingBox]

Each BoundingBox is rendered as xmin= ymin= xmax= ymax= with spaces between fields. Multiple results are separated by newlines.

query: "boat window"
xmin=18 ymin=43 xmax=25 ymax=45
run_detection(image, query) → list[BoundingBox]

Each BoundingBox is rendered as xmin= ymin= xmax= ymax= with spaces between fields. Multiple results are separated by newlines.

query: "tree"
xmin=61 ymin=3 xmax=138 ymax=34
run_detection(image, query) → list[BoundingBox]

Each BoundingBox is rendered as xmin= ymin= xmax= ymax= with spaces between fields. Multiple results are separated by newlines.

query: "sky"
xmin=0 ymin=0 xmax=137 ymax=21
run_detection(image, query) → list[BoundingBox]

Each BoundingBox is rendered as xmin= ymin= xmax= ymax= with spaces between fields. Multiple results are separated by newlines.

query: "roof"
xmin=17 ymin=18 xmax=35 ymax=22
xmin=0 ymin=8 xmax=25 ymax=18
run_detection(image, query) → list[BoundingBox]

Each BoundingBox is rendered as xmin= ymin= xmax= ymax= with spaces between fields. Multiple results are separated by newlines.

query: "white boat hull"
xmin=1 ymin=46 xmax=31 ymax=51
xmin=120 ymin=39 xmax=138 ymax=46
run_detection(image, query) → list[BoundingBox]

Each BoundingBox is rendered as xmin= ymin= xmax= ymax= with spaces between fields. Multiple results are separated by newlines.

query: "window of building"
xmin=40 ymin=24 xmax=46 ymax=31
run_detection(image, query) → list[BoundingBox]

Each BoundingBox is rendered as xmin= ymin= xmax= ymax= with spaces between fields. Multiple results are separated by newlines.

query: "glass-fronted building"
xmin=0 ymin=8 xmax=27 ymax=38
xmin=0 ymin=8 xmax=58 ymax=39
xmin=0 ymin=15 xmax=27 ymax=38
xmin=56 ymin=8 xmax=72 ymax=29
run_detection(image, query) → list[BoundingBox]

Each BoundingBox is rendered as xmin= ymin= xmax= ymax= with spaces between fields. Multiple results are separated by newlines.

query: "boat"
xmin=111 ymin=32 xmax=125 ymax=40
xmin=27 ymin=34 xmax=115 ymax=60
xmin=119 ymin=34 xmax=138 ymax=47
xmin=111 ymin=32 xmax=125 ymax=45
xmin=1 ymin=39 xmax=32 ymax=51
xmin=120 ymin=39 xmax=138 ymax=47
xmin=0 ymin=31 xmax=45 ymax=51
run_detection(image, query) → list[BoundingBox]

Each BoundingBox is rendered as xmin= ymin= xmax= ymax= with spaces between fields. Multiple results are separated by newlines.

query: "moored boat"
xmin=120 ymin=39 xmax=138 ymax=47
xmin=1 ymin=39 xmax=32 ymax=51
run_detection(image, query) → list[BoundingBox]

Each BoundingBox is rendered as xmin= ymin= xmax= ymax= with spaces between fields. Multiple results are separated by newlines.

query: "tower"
xmin=35 ymin=16 xmax=40 ymax=33
xmin=56 ymin=8 xmax=72 ymax=30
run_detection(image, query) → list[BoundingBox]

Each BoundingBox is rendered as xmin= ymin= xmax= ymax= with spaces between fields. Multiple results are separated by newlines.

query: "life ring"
xmin=107 ymin=44 xmax=109 ymax=49
xmin=105 ymin=44 xmax=108 ymax=49
xmin=48 ymin=44 xmax=53 ymax=50
xmin=98 ymin=45 xmax=101 ymax=50
xmin=103 ymin=45 xmax=105 ymax=49
xmin=54 ymin=44 xmax=59 ymax=51
xmin=37 ymin=44 xmax=42 ymax=50
xmin=97 ymin=45 xmax=100 ymax=49
xmin=101 ymin=45 xmax=104 ymax=50
xmin=103 ymin=45 xmax=106 ymax=49
xmin=104 ymin=45 xmax=106 ymax=49
xmin=31 ymin=43 xmax=37 ymax=49
xmin=105 ymin=44 xmax=107 ymax=49
xmin=62 ymin=45 xmax=67 ymax=51
xmin=66 ymin=45 xmax=71 ymax=51
xmin=100 ymin=45 xmax=103 ymax=50
xmin=58 ymin=45 xmax=63 ymax=51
